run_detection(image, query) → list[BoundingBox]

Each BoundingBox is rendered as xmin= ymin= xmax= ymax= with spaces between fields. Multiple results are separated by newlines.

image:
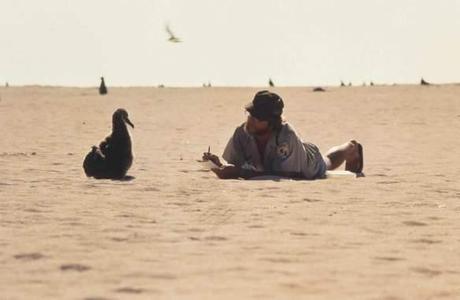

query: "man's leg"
xmin=322 ymin=140 xmax=363 ymax=172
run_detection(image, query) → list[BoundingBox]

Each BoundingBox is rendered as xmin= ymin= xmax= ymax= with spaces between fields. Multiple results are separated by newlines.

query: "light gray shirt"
xmin=222 ymin=122 xmax=326 ymax=179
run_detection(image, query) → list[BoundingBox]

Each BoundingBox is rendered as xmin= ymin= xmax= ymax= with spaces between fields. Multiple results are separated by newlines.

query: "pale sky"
xmin=1 ymin=0 xmax=459 ymax=86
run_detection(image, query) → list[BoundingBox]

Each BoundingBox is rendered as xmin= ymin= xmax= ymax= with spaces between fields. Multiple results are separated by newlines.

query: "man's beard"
xmin=245 ymin=122 xmax=271 ymax=136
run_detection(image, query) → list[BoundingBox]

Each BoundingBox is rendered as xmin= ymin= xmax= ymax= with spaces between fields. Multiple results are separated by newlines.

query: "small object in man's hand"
xmin=202 ymin=151 xmax=223 ymax=167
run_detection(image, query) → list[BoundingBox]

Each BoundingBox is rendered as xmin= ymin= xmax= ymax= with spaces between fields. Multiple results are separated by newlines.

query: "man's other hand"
xmin=211 ymin=165 xmax=240 ymax=179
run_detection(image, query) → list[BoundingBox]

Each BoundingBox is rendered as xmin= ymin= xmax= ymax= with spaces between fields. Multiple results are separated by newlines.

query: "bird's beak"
xmin=125 ymin=117 xmax=134 ymax=128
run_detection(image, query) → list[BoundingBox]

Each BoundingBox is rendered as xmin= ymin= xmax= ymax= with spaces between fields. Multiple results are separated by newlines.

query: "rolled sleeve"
xmin=222 ymin=136 xmax=240 ymax=166
xmin=222 ymin=126 xmax=247 ymax=167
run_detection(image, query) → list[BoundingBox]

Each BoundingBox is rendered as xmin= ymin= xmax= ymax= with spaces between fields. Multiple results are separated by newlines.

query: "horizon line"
xmin=2 ymin=81 xmax=460 ymax=89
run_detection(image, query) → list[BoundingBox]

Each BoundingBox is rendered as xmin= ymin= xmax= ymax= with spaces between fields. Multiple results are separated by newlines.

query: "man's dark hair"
xmin=269 ymin=115 xmax=283 ymax=131
xmin=269 ymin=115 xmax=284 ymax=145
xmin=246 ymin=90 xmax=284 ymax=121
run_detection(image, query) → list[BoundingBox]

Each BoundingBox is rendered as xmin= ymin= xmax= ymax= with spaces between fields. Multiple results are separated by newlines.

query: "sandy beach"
xmin=1 ymin=85 xmax=460 ymax=299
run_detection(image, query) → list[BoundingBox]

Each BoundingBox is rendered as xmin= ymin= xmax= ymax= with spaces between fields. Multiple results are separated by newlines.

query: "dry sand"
xmin=1 ymin=85 xmax=460 ymax=299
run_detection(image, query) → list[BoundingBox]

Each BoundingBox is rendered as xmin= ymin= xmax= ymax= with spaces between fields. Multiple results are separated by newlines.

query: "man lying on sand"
xmin=203 ymin=90 xmax=363 ymax=180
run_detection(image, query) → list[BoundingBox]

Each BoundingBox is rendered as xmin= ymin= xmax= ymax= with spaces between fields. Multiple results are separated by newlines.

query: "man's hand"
xmin=202 ymin=152 xmax=223 ymax=167
xmin=211 ymin=165 xmax=241 ymax=179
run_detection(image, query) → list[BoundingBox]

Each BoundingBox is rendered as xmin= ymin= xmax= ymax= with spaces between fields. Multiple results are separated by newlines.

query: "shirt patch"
xmin=276 ymin=142 xmax=290 ymax=160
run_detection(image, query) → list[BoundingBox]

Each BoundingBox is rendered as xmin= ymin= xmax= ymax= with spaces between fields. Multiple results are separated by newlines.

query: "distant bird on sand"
xmin=166 ymin=25 xmax=181 ymax=43
xmin=340 ymin=81 xmax=346 ymax=87
xmin=83 ymin=108 xmax=134 ymax=179
xmin=313 ymin=87 xmax=326 ymax=92
xmin=99 ymin=77 xmax=107 ymax=95
xmin=420 ymin=78 xmax=431 ymax=85
xmin=269 ymin=78 xmax=275 ymax=87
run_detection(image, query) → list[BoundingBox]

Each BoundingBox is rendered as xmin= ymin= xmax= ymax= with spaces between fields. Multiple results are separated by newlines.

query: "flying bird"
xmin=166 ymin=24 xmax=181 ymax=43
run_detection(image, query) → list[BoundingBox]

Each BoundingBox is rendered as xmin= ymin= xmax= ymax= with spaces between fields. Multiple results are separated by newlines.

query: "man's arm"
xmin=211 ymin=165 xmax=303 ymax=180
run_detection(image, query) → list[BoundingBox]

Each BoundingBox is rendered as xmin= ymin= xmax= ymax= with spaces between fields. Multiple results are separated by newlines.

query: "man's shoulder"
xmin=232 ymin=123 xmax=250 ymax=138
xmin=280 ymin=122 xmax=301 ymax=139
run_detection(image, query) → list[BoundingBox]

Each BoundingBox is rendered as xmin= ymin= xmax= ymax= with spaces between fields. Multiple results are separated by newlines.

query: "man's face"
xmin=245 ymin=114 xmax=270 ymax=135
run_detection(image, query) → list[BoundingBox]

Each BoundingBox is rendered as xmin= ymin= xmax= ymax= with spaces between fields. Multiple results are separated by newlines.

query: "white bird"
xmin=166 ymin=24 xmax=181 ymax=43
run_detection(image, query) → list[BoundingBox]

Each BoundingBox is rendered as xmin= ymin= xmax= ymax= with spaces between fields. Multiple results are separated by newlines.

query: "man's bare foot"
xmin=345 ymin=140 xmax=364 ymax=173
